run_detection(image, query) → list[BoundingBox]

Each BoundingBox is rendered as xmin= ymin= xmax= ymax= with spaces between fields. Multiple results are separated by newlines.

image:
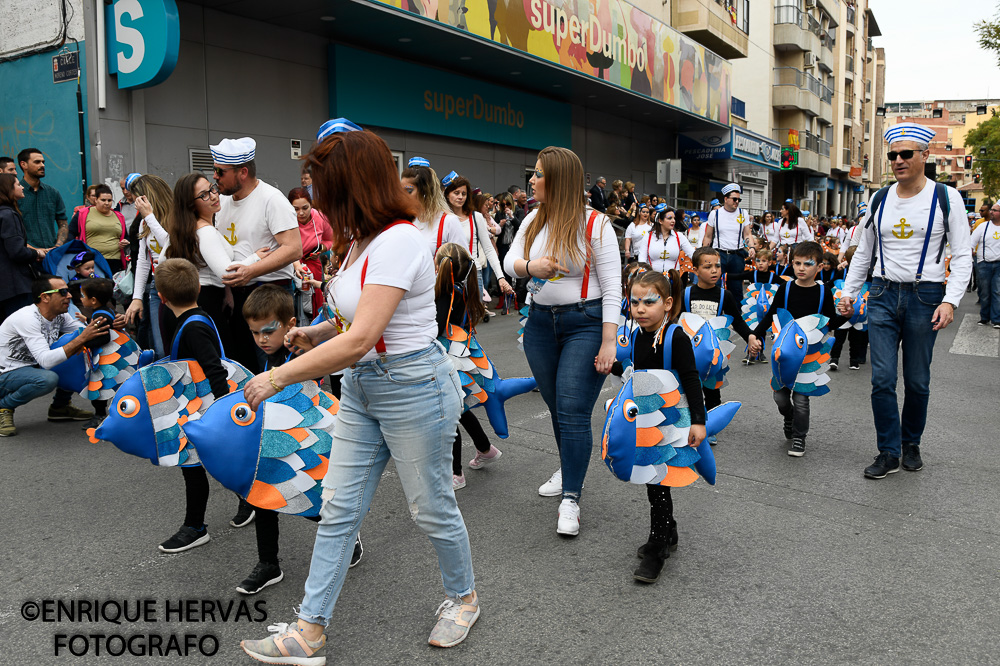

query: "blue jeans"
xmin=975 ymin=261 xmax=1000 ymax=324
xmin=522 ymin=299 xmax=606 ymax=501
xmin=0 ymin=366 xmax=59 ymax=410
xmin=867 ymin=278 xmax=944 ymax=458
xmin=719 ymin=250 xmax=746 ymax=301
xmin=148 ymin=279 xmax=165 ymax=358
xmin=297 ymin=344 xmax=472 ymax=627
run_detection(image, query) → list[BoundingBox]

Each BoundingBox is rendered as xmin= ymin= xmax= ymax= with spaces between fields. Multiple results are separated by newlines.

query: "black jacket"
xmin=588 ymin=184 xmax=607 ymax=212
xmin=0 ymin=205 xmax=38 ymax=301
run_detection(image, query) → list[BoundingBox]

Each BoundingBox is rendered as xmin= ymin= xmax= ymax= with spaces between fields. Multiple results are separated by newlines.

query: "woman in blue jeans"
xmin=504 ymin=146 xmax=621 ymax=537
xmin=239 ymin=125 xmax=477 ymax=664
xmin=124 ymin=175 xmax=172 ymax=357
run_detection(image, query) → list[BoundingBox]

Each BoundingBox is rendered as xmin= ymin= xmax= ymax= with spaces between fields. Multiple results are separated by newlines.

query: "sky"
xmin=869 ymin=0 xmax=1000 ymax=101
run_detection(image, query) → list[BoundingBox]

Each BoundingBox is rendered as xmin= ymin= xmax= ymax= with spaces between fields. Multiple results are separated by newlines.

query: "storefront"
xmin=2 ymin=0 xmax=735 ymax=205
xmin=676 ymin=125 xmax=781 ymax=214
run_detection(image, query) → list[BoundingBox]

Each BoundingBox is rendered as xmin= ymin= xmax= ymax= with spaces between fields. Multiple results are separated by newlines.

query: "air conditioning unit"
xmin=805 ymin=0 xmax=816 ymax=8
xmin=804 ymin=52 xmax=818 ymax=68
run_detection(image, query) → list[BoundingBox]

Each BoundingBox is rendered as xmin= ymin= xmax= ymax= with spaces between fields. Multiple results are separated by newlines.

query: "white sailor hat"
xmin=858 ymin=202 xmax=868 ymax=213
xmin=316 ymin=118 xmax=362 ymax=142
xmin=884 ymin=123 xmax=935 ymax=145
xmin=653 ymin=203 xmax=668 ymax=213
xmin=721 ymin=183 xmax=741 ymax=195
xmin=125 ymin=172 xmax=142 ymax=190
xmin=802 ymin=210 xmax=811 ymax=216
xmin=211 ymin=137 xmax=256 ymax=165
xmin=785 ymin=198 xmax=794 ymax=204
xmin=408 ymin=157 xmax=430 ymax=168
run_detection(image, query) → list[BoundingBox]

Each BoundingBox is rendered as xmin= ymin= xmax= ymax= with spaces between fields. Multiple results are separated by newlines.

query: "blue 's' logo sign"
xmin=105 ymin=0 xmax=180 ymax=89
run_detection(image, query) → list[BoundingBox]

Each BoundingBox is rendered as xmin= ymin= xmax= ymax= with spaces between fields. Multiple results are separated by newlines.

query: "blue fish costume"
xmin=741 ymin=283 xmax=779 ymax=331
xmin=770 ymin=309 xmax=833 ymax=397
xmin=92 ymin=358 xmax=254 ymax=466
xmin=601 ymin=325 xmax=741 ymax=487
xmin=832 ymin=279 xmax=869 ymax=330
xmin=50 ymin=326 xmax=155 ymax=397
xmin=181 ymin=382 xmax=338 ymax=518
xmin=439 ymin=319 xmax=536 ymax=439
xmin=678 ymin=312 xmax=736 ymax=390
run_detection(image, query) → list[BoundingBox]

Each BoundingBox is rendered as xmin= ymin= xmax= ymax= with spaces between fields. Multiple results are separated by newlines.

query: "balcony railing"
xmin=844 ymin=101 xmax=853 ymax=120
xmin=846 ymin=5 xmax=856 ymax=25
xmin=774 ymin=6 xmax=823 ymax=35
xmin=774 ymin=67 xmax=832 ymax=104
xmin=772 ymin=129 xmax=830 ymax=157
xmin=846 ymin=55 xmax=854 ymax=73
xmin=843 ymin=148 xmax=851 ymax=165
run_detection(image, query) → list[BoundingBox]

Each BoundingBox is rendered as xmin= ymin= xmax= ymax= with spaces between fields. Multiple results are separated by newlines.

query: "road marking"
xmin=949 ymin=314 xmax=1000 ymax=357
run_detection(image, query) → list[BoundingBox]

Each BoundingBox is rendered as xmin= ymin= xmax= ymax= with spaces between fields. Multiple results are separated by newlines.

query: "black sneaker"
xmin=636 ymin=523 xmax=678 ymax=558
xmin=236 ymin=561 xmax=283 ymax=595
xmin=158 ymin=525 xmax=210 ymax=553
xmin=849 ymin=362 xmax=861 ymax=370
xmin=864 ymin=452 xmax=901 ymax=479
xmin=901 ymin=443 xmax=924 ymax=471
xmin=349 ymin=535 xmax=364 ymax=568
xmin=82 ymin=415 xmax=104 ymax=431
xmin=230 ymin=500 xmax=256 ymax=528
xmin=633 ymin=543 xmax=669 ymax=583
xmin=788 ymin=438 xmax=806 ymax=457
xmin=829 ymin=359 xmax=839 ymax=371
xmin=979 ymin=319 xmax=989 ymax=326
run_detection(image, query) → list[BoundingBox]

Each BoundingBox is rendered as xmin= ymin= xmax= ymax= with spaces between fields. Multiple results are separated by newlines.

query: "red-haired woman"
xmin=240 ymin=124 xmax=478 ymax=662
xmin=288 ymin=187 xmax=333 ymax=318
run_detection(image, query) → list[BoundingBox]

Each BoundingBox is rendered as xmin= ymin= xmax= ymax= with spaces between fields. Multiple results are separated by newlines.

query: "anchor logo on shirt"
xmin=150 ymin=238 xmax=161 ymax=254
xmin=223 ymin=222 xmax=238 ymax=245
xmin=993 ymin=231 xmax=1000 ymax=240
xmin=660 ymin=248 xmax=671 ymax=260
xmin=892 ymin=218 xmax=913 ymax=239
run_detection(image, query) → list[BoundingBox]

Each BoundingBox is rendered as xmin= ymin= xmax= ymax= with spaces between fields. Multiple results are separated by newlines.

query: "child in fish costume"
xmin=828 ymin=246 xmax=871 ymax=370
xmin=92 ymin=258 xmax=254 ymax=554
xmin=601 ymin=270 xmax=741 ymax=584
xmin=732 ymin=250 xmax=779 ymax=364
xmin=748 ymin=241 xmax=848 ymax=458
xmin=435 ymin=244 xmax=535 ymax=488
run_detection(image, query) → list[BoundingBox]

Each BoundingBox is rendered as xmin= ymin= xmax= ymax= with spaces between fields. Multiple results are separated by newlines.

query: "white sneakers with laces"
xmin=538 ymin=469 xmax=562 ymax=497
xmin=557 ymin=499 xmax=580 ymax=536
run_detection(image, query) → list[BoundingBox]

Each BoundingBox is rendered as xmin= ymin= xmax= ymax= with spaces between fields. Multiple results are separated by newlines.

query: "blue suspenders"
xmin=170 ymin=314 xmax=226 ymax=361
xmin=684 ymin=286 xmax=725 ymax=316
xmin=875 ymin=186 xmax=938 ymax=283
xmin=783 ymin=282 xmax=824 ymax=313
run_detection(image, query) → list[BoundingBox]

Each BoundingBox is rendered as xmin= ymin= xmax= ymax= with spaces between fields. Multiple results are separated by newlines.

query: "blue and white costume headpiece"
xmin=721 ymin=183 xmax=741 ymax=196
xmin=125 ymin=173 xmax=142 ymax=190
xmin=210 ymin=137 xmax=256 ymax=165
xmin=884 ymin=123 xmax=935 ymax=146
xmin=442 ymin=170 xmax=459 ymax=187
xmin=709 ymin=199 xmax=721 ymax=207
xmin=408 ymin=156 xmax=430 ymax=168
xmin=316 ymin=118 xmax=362 ymax=141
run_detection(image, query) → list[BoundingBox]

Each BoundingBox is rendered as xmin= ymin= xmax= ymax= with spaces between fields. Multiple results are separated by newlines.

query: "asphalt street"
xmin=3 ymin=298 xmax=999 ymax=665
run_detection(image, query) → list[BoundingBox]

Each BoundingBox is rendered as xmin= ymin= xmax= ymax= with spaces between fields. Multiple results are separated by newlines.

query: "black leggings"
xmin=646 ymin=484 xmax=674 ymax=543
xmin=182 ymin=466 xmax=210 ymax=529
xmin=452 ymin=411 xmax=491 ymax=475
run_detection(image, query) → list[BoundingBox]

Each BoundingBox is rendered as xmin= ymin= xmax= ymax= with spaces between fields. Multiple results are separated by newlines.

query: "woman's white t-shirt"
xmin=503 ymin=208 xmax=621 ymax=323
xmin=638 ymin=228 xmax=696 ymax=273
xmin=414 ymin=213 xmax=465 ymax=259
xmin=327 ymin=223 xmax=437 ymax=362
xmin=624 ymin=221 xmax=652 ymax=255
xmin=776 ymin=218 xmax=814 ymax=244
xmin=686 ymin=223 xmax=705 ymax=247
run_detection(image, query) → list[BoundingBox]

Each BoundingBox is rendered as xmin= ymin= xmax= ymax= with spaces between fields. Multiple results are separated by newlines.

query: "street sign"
xmin=52 ymin=51 xmax=79 ymax=84
xmin=656 ymin=159 xmax=682 ymax=185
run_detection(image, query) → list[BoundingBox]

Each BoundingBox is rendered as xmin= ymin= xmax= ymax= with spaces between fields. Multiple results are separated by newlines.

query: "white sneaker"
xmin=557 ymin=499 xmax=580 ymax=536
xmin=538 ymin=469 xmax=562 ymax=497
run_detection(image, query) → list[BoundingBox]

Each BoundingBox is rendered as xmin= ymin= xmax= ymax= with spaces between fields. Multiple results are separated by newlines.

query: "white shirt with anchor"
xmin=972 ymin=220 xmax=1000 ymax=262
xmin=843 ymin=180 xmax=972 ymax=307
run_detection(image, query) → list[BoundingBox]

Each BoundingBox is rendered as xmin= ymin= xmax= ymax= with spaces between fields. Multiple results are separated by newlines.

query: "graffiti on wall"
xmin=376 ymin=0 xmax=730 ymax=125
xmin=0 ymin=44 xmax=90 ymax=205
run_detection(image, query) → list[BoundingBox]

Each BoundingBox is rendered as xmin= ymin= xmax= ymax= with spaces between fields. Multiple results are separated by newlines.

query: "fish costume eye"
xmin=230 ymin=402 xmax=256 ymax=426
xmin=622 ymin=400 xmax=639 ymax=422
xmin=795 ymin=333 xmax=805 ymax=349
xmin=116 ymin=396 xmax=140 ymax=418
xmin=692 ymin=333 xmax=703 ymax=346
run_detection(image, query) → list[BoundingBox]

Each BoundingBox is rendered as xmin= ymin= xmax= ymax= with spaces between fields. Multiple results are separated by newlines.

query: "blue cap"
xmin=653 ymin=203 xmax=668 ymax=213
xmin=316 ymin=118 xmax=362 ymax=141
xmin=442 ymin=170 xmax=459 ymax=187
xmin=408 ymin=157 xmax=430 ymax=168
xmin=802 ymin=210 xmax=811 ymax=216
xmin=125 ymin=173 xmax=141 ymax=190
xmin=784 ymin=198 xmax=794 ymax=204
xmin=710 ymin=199 xmax=720 ymax=207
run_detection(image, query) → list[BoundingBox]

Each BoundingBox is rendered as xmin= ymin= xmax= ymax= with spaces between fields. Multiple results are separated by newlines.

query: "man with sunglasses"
xmin=838 ymin=123 xmax=972 ymax=480
xmin=210 ymin=137 xmax=302 ymax=372
xmin=701 ymin=183 xmax=755 ymax=300
xmin=0 ymin=275 xmax=111 ymax=436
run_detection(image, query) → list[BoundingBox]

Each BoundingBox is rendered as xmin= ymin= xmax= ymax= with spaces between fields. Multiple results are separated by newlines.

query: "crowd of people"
xmin=0 ymin=119 xmax=985 ymax=665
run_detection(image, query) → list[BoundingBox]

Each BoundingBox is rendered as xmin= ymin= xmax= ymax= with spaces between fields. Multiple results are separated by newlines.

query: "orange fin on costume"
xmin=247 ymin=480 xmax=288 ymax=510
xmin=189 ymin=364 xmax=207 ymax=383
xmin=659 ymin=466 xmax=699 ymax=487
xmin=285 ymin=427 xmax=311 ymax=443
xmin=305 ymin=456 xmax=329 ymax=480
xmin=659 ymin=391 xmax=680 ymax=408
xmin=636 ymin=427 xmax=663 ymax=448
xmin=101 ymin=353 xmax=122 ymax=364
xmin=146 ymin=384 xmax=174 ymax=405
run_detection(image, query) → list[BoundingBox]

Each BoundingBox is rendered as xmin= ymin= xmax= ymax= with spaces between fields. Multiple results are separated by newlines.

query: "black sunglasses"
xmin=729 ymin=197 xmax=742 ymax=202
xmin=887 ymin=149 xmax=920 ymax=161
xmin=41 ymin=288 xmax=70 ymax=296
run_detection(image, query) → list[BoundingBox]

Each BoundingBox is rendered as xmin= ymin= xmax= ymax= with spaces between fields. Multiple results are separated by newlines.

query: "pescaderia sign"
xmin=373 ymin=0 xmax=731 ymax=125
xmin=679 ymin=127 xmax=781 ymax=171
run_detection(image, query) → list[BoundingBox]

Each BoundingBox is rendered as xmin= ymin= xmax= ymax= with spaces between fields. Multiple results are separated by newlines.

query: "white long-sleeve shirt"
xmin=843 ymin=180 xmax=972 ymax=307
xmin=504 ymin=208 xmax=621 ymax=323
xmin=0 ymin=305 xmax=80 ymax=373
xmin=455 ymin=210 xmax=505 ymax=278
xmin=162 ymin=225 xmax=259 ymax=288
xmin=637 ymin=228 xmax=696 ymax=273
xmin=775 ymin=218 xmax=814 ymax=244
xmin=133 ymin=214 xmax=170 ymax=298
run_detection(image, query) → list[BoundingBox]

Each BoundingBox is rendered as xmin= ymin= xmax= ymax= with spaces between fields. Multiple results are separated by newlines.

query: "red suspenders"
xmin=579 ymin=210 xmax=598 ymax=298
xmin=349 ymin=220 xmax=414 ymax=357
